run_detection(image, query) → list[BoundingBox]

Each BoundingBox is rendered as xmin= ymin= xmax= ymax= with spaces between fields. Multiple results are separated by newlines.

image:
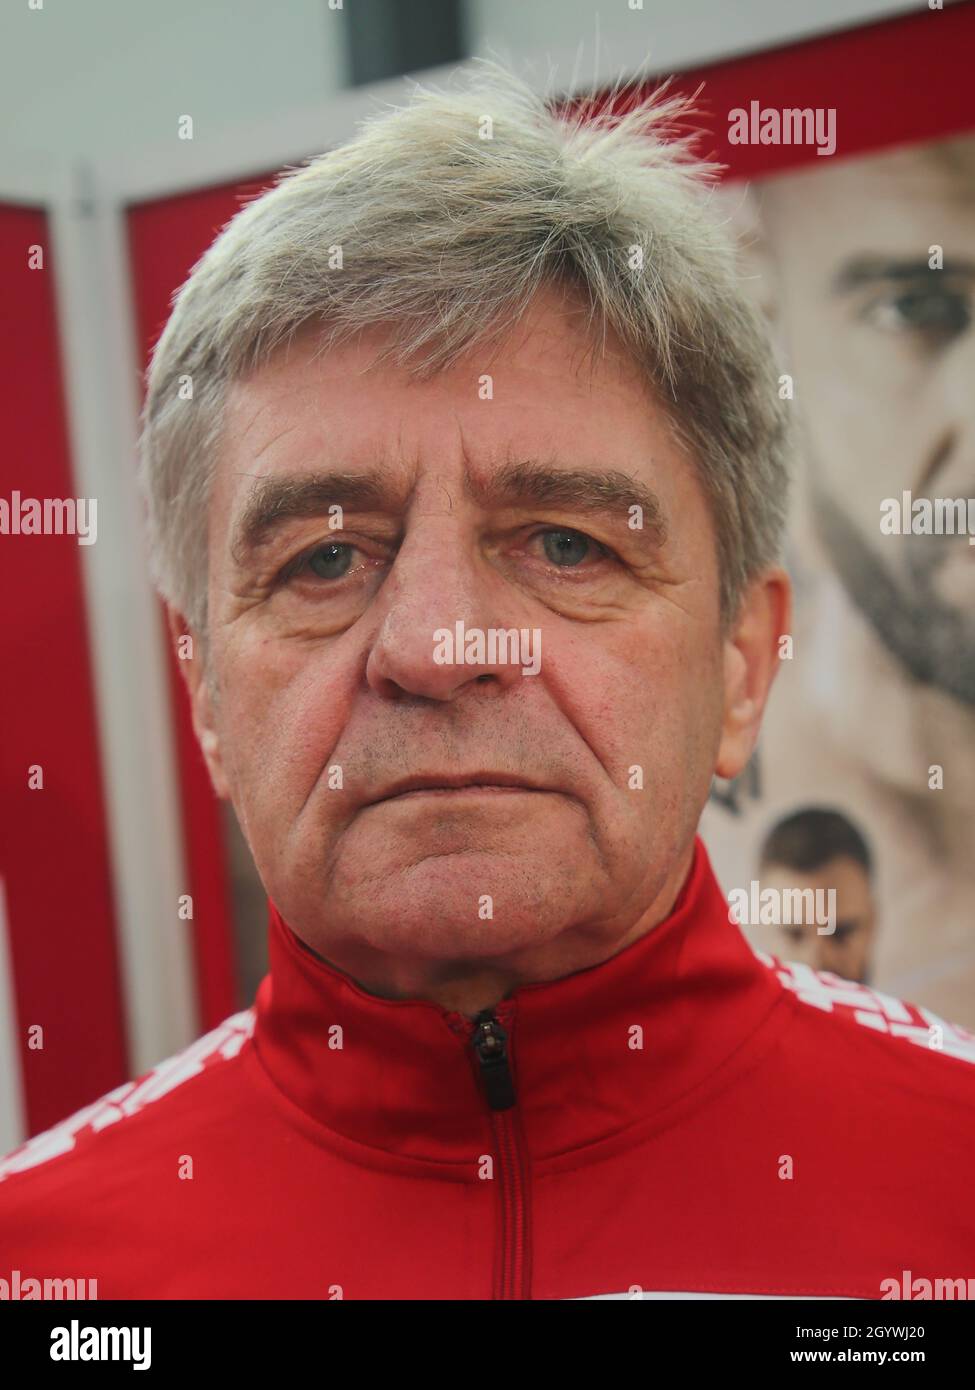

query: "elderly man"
xmin=1 ymin=67 xmax=973 ymax=1301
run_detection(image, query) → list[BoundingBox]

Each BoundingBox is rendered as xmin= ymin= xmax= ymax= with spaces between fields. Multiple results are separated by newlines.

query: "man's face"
xmin=758 ymin=856 xmax=876 ymax=985
xmin=183 ymin=286 xmax=772 ymax=987
xmin=759 ymin=138 xmax=975 ymax=704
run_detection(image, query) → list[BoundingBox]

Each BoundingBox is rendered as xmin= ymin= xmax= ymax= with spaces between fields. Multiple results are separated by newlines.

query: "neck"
xmin=256 ymin=836 xmax=782 ymax=1164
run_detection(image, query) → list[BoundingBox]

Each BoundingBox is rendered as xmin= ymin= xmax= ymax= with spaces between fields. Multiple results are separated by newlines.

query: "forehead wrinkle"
xmin=250 ymin=422 xmax=302 ymax=465
xmin=227 ymin=388 xmax=292 ymax=452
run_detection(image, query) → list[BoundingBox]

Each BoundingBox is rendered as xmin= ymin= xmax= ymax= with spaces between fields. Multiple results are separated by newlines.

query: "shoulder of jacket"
xmin=755 ymin=950 xmax=975 ymax=1081
xmin=0 ymin=1008 xmax=256 ymax=1189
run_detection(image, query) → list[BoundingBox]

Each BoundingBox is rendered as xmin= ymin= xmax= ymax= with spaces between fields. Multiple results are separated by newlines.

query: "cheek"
xmin=544 ymin=614 xmax=722 ymax=794
xmin=215 ymin=641 xmax=354 ymax=809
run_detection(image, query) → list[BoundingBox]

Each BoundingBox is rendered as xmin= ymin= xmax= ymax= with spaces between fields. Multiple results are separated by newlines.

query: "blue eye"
xmin=865 ymin=286 xmax=971 ymax=339
xmin=541 ymin=529 xmax=595 ymax=567
xmin=306 ymin=543 xmax=354 ymax=580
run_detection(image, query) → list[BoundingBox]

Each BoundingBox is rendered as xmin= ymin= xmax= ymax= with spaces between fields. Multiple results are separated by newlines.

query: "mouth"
xmin=369 ymin=772 xmax=549 ymax=804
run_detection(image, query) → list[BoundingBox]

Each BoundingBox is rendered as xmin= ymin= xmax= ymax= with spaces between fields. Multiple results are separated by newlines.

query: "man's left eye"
xmin=305 ymin=542 xmax=356 ymax=580
xmin=534 ymin=528 xmax=608 ymax=568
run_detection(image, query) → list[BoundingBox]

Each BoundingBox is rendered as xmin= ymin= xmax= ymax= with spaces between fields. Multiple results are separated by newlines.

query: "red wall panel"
xmin=578 ymin=4 xmax=975 ymax=177
xmin=0 ymin=205 xmax=127 ymax=1136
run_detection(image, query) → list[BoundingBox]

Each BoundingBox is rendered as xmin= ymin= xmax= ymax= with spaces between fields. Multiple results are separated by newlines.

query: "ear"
xmin=715 ymin=569 xmax=792 ymax=782
xmin=166 ymin=605 xmax=231 ymax=799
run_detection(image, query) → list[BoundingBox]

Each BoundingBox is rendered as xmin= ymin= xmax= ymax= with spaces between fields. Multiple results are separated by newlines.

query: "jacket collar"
xmin=252 ymin=838 xmax=783 ymax=1166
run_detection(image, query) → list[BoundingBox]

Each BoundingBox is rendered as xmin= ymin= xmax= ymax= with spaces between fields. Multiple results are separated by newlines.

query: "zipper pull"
xmin=471 ymin=1010 xmax=516 ymax=1111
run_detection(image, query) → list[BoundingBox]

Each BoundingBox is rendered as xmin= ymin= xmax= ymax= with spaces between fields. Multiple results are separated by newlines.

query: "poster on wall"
xmin=701 ymin=125 xmax=975 ymax=1027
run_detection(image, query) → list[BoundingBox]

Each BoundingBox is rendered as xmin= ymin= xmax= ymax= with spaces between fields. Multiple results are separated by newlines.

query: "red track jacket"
xmin=2 ymin=839 xmax=974 ymax=1300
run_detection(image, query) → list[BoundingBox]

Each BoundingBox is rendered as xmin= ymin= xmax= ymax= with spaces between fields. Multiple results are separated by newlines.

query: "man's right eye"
xmin=276 ymin=540 xmax=361 ymax=585
xmin=861 ymin=284 xmax=971 ymax=343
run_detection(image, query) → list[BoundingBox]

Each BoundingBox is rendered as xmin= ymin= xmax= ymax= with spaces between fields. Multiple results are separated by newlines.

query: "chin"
xmin=339 ymin=854 xmax=580 ymax=957
xmin=367 ymin=913 xmax=562 ymax=963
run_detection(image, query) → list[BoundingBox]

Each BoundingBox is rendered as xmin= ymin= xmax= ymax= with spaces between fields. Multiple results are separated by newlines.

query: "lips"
xmin=370 ymin=772 xmax=545 ymax=803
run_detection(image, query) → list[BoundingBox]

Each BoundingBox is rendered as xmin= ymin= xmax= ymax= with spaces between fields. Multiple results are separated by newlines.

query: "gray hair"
xmin=138 ymin=60 xmax=790 ymax=638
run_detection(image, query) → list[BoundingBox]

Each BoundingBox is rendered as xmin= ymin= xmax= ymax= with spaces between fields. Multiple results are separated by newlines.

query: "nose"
xmin=917 ymin=329 xmax=975 ymax=490
xmin=364 ymin=517 xmax=532 ymax=702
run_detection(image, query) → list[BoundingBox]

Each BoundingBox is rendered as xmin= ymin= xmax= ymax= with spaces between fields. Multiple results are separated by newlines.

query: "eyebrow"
xmin=230 ymin=458 xmax=668 ymax=565
xmin=832 ymin=255 xmax=975 ymax=292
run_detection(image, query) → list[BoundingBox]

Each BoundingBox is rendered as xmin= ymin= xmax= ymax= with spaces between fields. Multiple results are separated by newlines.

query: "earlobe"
xmin=715 ymin=570 xmax=792 ymax=782
xmin=165 ymin=606 xmax=231 ymax=799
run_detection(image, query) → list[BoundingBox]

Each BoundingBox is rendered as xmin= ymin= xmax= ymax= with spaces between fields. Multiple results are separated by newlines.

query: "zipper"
xmin=469 ymin=1006 xmax=531 ymax=1300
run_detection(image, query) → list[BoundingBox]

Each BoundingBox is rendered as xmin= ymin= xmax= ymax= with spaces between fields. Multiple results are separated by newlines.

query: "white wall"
xmin=0 ymin=0 xmax=347 ymax=160
xmin=466 ymin=0 xmax=918 ymax=84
